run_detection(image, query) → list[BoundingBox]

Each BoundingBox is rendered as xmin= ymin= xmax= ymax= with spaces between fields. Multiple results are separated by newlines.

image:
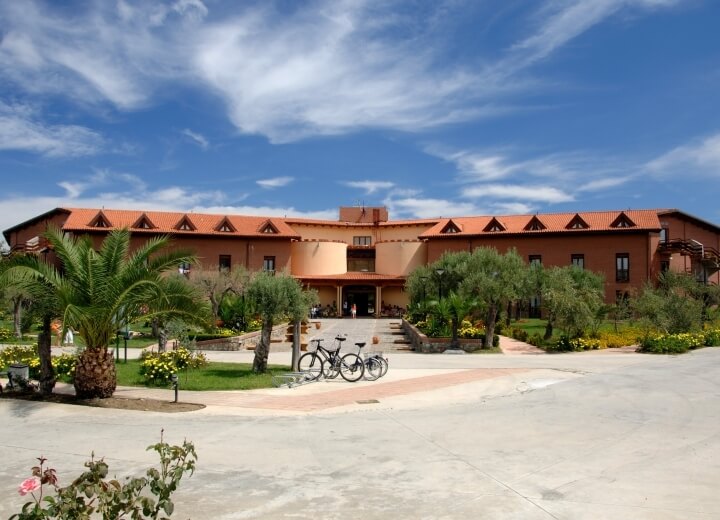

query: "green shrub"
xmin=703 ymin=328 xmax=720 ymax=346
xmin=511 ymin=328 xmax=529 ymax=342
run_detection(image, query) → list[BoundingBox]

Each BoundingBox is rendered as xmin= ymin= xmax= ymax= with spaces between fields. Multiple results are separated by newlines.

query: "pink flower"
xmin=18 ymin=477 xmax=40 ymax=496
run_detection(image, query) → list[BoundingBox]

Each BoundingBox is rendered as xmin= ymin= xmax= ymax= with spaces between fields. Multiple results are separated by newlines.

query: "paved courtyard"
xmin=1 ymin=320 xmax=719 ymax=519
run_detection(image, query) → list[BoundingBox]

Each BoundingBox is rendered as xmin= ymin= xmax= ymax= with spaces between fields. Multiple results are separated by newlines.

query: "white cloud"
xmin=256 ymin=176 xmax=294 ymax=189
xmin=462 ymin=184 xmax=574 ymax=203
xmin=0 ymin=0 xmax=683 ymax=145
xmin=491 ymin=202 xmax=536 ymax=214
xmin=384 ymin=196 xmax=481 ymax=220
xmin=181 ymin=128 xmax=209 ymax=149
xmin=645 ymin=133 xmax=720 ymax=176
xmin=0 ymin=101 xmax=103 ymax=157
xmin=577 ymin=177 xmax=629 ymax=192
xmin=507 ymin=0 xmax=681 ymax=69
xmin=192 ymin=2 xmax=485 ymax=143
xmin=0 ymin=1 xmax=206 ymax=109
xmin=344 ymin=180 xmax=395 ymax=194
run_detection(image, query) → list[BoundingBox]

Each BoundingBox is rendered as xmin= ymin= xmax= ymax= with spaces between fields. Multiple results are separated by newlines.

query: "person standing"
xmin=351 ymin=303 xmax=357 ymax=319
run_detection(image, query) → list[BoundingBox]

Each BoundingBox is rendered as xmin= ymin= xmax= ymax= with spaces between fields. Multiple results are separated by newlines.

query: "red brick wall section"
xmin=426 ymin=233 xmax=652 ymax=303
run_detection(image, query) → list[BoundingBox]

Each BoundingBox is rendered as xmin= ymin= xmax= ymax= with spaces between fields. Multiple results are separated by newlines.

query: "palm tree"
xmin=1 ymin=227 xmax=208 ymax=398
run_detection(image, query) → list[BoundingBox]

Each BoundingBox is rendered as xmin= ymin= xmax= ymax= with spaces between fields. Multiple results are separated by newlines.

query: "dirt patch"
xmin=0 ymin=391 xmax=204 ymax=413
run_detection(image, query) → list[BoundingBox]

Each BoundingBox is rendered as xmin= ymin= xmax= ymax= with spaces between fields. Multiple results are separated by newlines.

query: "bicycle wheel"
xmin=363 ymin=357 xmax=383 ymax=381
xmin=339 ymin=353 xmax=365 ymax=382
xmin=323 ymin=356 xmax=341 ymax=379
xmin=377 ymin=356 xmax=389 ymax=378
xmin=298 ymin=352 xmax=324 ymax=381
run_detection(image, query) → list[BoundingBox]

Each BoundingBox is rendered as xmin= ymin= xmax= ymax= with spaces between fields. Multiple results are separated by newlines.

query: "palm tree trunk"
xmin=253 ymin=319 xmax=273 ymax=373
xmin=38 ymin=315 xmax=56 ymax=395
xmin=74 ymin=348 xmax=117 ymax=398
xmin=12 ymin=297 xmax=23 ymax=339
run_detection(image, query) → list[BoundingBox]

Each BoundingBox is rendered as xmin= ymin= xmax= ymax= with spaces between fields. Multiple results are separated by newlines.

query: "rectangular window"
xmin=660 ymin=260 xmax=670 ymax=273
xmin=219 ymin=255 xmax=231 ymax=272
xmin=571 ymin=254 xmax=584 ymax=269
xmin=659 ymin=227 xmax=668 ymax=243
xmin=616 ymin=253 xmax=629 ymax=282
xmin=529 ymin=255 xmax=542 ymax=265
xmin=353 ymin=236 xmax=372 ymax=246
xmin=263 ymin=256 xmax=276 ymax=272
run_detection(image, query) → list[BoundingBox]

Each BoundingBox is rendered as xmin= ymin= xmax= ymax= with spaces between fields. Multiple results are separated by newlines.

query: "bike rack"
xmin=271 ymin=371 xmax=319 ymax=388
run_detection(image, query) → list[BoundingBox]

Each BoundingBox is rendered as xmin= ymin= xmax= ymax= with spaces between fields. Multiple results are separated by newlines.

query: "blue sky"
xmin=1 ymin=0 xmax=720 ymax=246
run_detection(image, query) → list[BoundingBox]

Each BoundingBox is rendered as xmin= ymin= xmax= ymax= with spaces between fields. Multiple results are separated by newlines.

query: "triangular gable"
xmin=524 ymin=215 xmax=547 ymax=231
xmin=483 ymin=217 xmax=505 ymax=233
xmin=174 ymin=215 xmax=197 ymax=232
xmin=440 ymin=219 xmax=462 ymax=234
xmin=610 ymin=212 xmax=636 ymax=229
xmin=566 ymin=214 xmax=589 ymax=230
xmin=88 ymin=210 xmax=112 ymax=228
xmin=214 ymin=216 xmax=236 ymax=233
xmin=131 ymin=213 xmax=156 ymax=230
xmin=259 ymin=220 xmax=279 ymax=234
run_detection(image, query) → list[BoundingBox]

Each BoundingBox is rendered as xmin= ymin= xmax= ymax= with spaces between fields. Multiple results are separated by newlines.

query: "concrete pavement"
xmin=1 ymin=320 xmax=719 ymax=519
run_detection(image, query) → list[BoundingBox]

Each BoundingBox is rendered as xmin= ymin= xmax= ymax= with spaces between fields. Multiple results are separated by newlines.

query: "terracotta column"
xmin=336 ymin=285 xmax=343 ymax=318
xmin=375 ymin=285 xmax=382 ymax=318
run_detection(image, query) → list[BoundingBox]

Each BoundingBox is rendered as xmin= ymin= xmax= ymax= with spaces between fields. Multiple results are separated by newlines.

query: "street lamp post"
xmin=435 ymin=269 xmax=445 ymax=300
xmin=420 ymin=276 xmax=428 ymax=302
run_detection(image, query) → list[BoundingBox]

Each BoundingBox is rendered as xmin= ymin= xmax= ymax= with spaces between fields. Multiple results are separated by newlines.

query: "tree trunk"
xmin=292 ymin=320 xmax=301 ymax=371
xmin=253 ymin=319 xmax=273 ymax=373
xmin=13 ymin=297 xmax=23 ymax=339
xmin=74 ymin=348 xmax=117 ymax=398
xmin=151 ymin=318 xmax=159 ymax=338
xmin=158 ymin=326 xmax=167 ymax=353
xmin=484 ymin=304 xmax=497 ymax=349
xmin=506 ymin=301 xmax=512 ymax=327
xmin=449 ymin=318 xmax=460 ymax=349
xmin=544 ymin=318 xmax=554 ymax=340
xmin=38 ymin=315 xmax=56 ymax=395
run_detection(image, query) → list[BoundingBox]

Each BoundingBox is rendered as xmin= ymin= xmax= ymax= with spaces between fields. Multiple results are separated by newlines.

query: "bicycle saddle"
xmin=355 ymin=342 xmax=366 ymax=348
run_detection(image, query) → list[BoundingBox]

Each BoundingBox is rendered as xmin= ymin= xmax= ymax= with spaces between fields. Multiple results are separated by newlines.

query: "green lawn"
xmin=114 ymin=360 xmax=291 ymax=391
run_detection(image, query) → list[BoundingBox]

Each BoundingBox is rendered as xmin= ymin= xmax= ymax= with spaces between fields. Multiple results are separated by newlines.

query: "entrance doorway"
xmin=342 ymin=285 xmax=376 ymax=317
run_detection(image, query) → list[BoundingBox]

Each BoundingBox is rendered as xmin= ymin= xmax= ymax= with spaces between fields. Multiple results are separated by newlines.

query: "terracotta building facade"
xmin=5 ymin=206 xmax=720 ymax=317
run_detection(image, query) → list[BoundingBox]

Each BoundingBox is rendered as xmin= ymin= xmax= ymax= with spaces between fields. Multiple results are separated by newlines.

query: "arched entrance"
xmin=342 ymin=285 xmax=376 ymax=317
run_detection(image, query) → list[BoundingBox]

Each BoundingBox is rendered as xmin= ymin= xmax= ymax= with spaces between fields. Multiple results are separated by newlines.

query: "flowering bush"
xmin=0 ymin=345 xmax=40 ymax=377
xmin=458 ymin=320 xmax=484 ymax=339
xmin=639 ymin=332 xmax=706 ymax=354
xmin=51 ymin=354 xmax=76 ymax=379
xmin=552 ymin=336 xmax=601 ymax=352
xmin=0 ymin=326 xmax=15 ymax=341
xmin=10 ymin=433 xmax=196 ymax=519
xmin=703 ymin=328 xmax=720 ymax=346
xmin=140 ymin=348 xmax=208 ymax=386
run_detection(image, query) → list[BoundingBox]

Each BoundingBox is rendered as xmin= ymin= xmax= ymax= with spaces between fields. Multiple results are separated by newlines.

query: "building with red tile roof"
xmin=4 ymin=205 xmax=720 ymax=317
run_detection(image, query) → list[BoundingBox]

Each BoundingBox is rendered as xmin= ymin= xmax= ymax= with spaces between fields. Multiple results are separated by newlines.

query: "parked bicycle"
xmin=363 ymin=349 xmax=389 ymax=381
xmin=348 ymin=341 xmax=387 ymax=381
xmin=298 ymin=336 xmax=365 ymax=382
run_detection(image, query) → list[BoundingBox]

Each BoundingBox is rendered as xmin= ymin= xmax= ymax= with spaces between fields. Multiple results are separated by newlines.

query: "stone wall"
xmin=401 ymin=319 xmax=484 ymax=353
xmin=194 ymin=323 xmax=288 ymax=351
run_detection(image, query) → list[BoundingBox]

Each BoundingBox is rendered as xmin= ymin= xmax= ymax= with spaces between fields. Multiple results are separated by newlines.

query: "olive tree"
xmin=541 ymin=266 xmax=604 ymax=339
xmin=461 ymin=247 xmax=528 ymax=348
xmin=246 ymin=271 xmax=307 ymax=373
